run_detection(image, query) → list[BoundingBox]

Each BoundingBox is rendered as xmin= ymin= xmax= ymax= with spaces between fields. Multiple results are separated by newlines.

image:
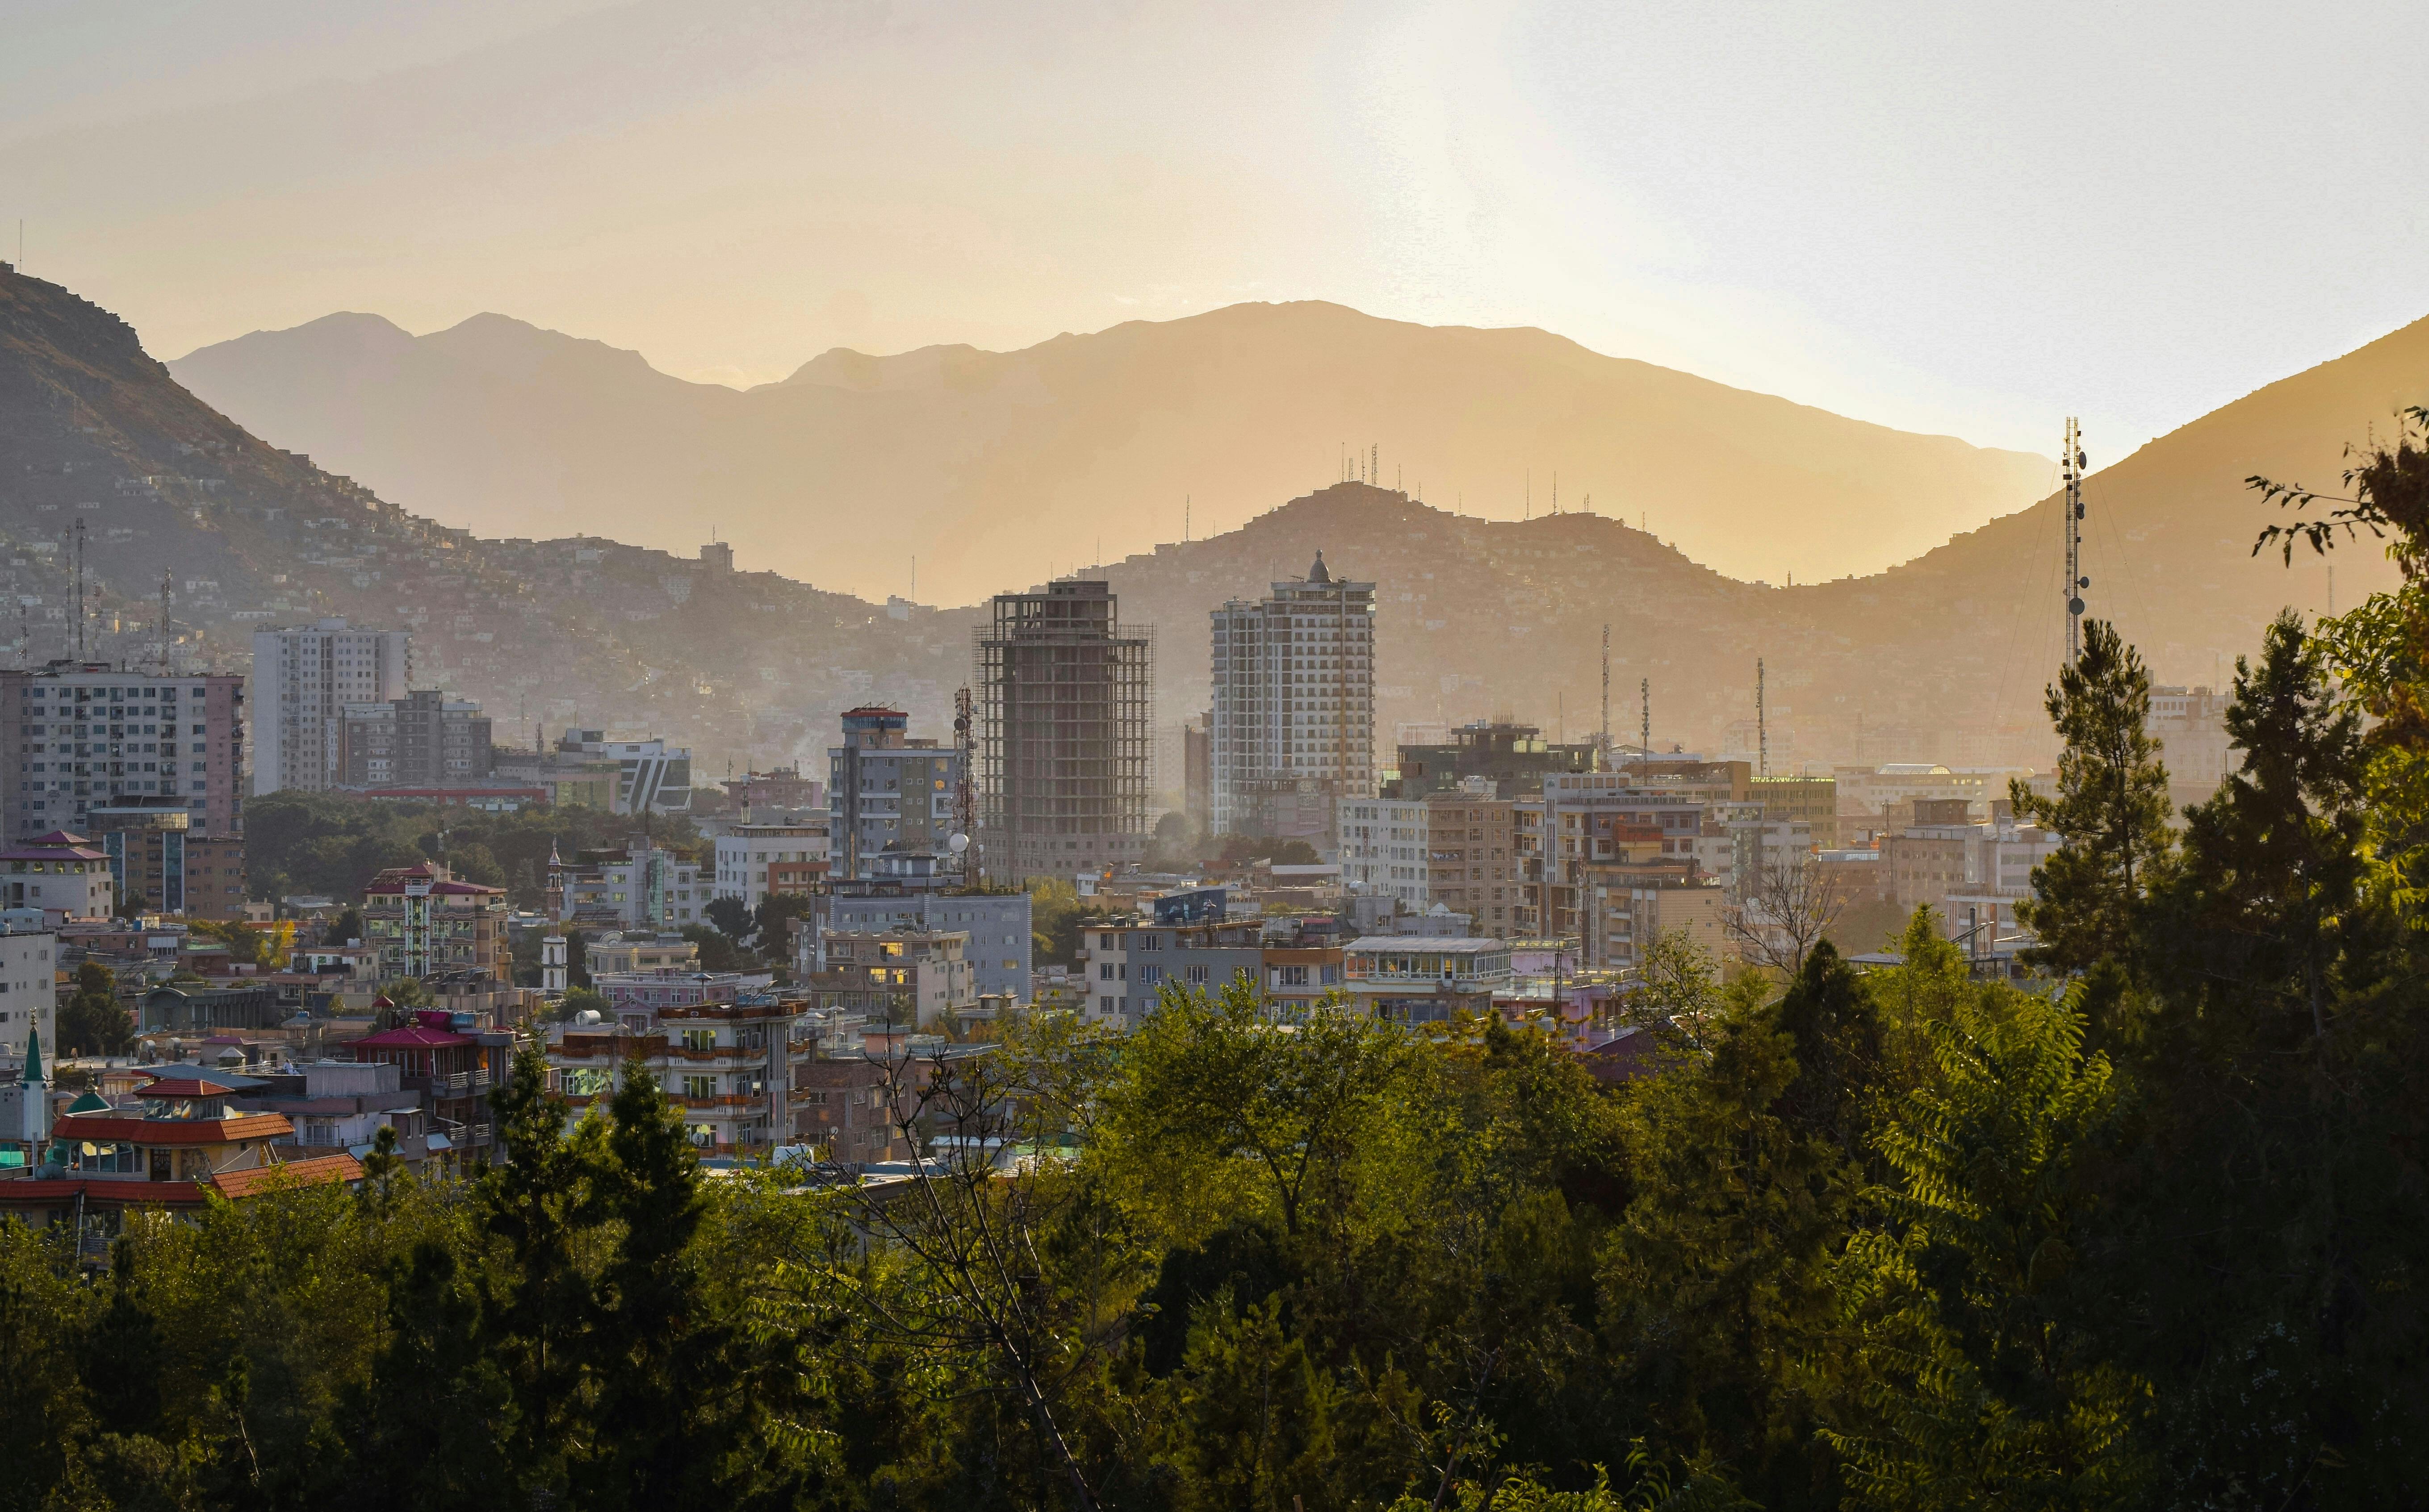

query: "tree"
xmin=1827 ymin=985 xmax=2148 ymax=1509
xmin=1629 ymin=927 xmax=1725 ymax=1049
xmin=341 ymin=1241 xmax=519 ymax=1511
xmin=1728 ymin=856 xmax=1849 ymax=977
xmin=59 ymin=959 xmax=133 ymax=1057
xmin=552 ymin=985 xmax=611 ymax=1023
xmin=322 ymin=906 xmax=365 ymax=946
xmin=2163 ymin=610 xmax=2370 ymax=1038
xmin=752 ymin=891 xmax=812 ymax=954
xmin=2008 ymin=619 xmax=2174 ymax=972
xmin=704 ymin=895 xmax=753 ymax=944
xmin=680 ymin=923 xmax=743 ymax=974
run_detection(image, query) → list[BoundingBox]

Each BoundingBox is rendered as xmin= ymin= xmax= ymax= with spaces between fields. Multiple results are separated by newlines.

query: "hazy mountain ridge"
xmin=171 ymin=299 xmax=2056 ymax=605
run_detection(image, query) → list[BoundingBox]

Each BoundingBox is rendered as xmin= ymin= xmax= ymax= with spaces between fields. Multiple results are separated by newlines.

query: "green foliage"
xmin=60 ymin=956 xmax=134 ymax=1057
xmin=681 ymin=923 xmax=746 ymax=974
xmin=2009 ymin=619 xmax=2175 ymax=973
xmin=1026 ymin=876 xmax=1107 ymax=967
xmin=704 ymin=894 xmax=754 ymax=942
xmin=320 ymin=906 xmax=364 ymax=946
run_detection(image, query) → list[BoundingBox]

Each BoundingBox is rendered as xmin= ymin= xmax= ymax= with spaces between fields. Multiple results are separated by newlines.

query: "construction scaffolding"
xmin=975 ymin=579 xmax=1154 ymax=883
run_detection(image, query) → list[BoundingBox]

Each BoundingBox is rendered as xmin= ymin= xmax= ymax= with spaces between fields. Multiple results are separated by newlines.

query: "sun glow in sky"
xmin=5 ymin=0 xmax=2424 ymax=462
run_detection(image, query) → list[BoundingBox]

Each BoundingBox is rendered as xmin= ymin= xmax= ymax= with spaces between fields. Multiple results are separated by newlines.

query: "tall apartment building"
xmin=976 ymin=579 xmax=1153 ymax=882
xmin=361 ymin=860 xmax=512 ymax=982
xmin=251 ymin=619 xmax=409 ymax=795
xmin=828 ymin=708 xmax=959 ymax=879
xmin=339 ymin=690 xmax=493 ymax=789
xmin=1210 ymin=553 xmax=1376 ymax=842
xmin=0 ymin=663 xmax=245 ymax=839
xmin=1338 ymin=790 xmax=1518 ymax=932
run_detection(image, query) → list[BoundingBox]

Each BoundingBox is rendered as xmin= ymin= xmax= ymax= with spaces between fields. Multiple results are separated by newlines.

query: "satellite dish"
xmin=947 ymin=833 xmax=971 ymax=855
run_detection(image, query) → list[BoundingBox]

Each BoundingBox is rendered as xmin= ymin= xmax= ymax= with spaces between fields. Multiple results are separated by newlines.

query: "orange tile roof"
xmin=54 ymin=1113 xmax=293 ymax=1145
xmin=209 ymin=1154 xmax=363 ymax=1200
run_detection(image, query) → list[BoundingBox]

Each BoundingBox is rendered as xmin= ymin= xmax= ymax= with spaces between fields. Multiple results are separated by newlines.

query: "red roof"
xmin=352 ymin=1024 xmax=474 ymax=1049
xmin=27 ymin=829 xmax=90 ymax=846
xmin=209 ymin=1154 xmax=363 ymax=1200
xmin=54 ymin=1113 xmax=294 ymax=1145
xmin=0 ymin=1178 xmax=210 ymax=1209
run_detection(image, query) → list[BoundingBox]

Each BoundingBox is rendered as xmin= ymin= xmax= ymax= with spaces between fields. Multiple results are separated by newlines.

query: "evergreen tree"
xmin=59 ymin=959 xmax=133 ymax=1057
xmin=2010 ymin=619 xmax=2174 ymax=972
xmin=341 ymin=1242 xmax=518 ymax=1512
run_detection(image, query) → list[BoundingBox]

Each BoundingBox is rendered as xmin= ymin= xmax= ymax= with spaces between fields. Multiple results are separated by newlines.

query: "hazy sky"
xmin=5 ymin=0 xmax=2423 ymax=468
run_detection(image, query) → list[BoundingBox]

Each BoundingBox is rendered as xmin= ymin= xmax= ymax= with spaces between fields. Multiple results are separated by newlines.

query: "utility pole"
xmin=1756 ymin=658 xmax=1767 ymax=778
xmin=2063 ymin=418 xmax=2088 ymax=663
xmin=155 ymin=571 xmax=172 ymax=672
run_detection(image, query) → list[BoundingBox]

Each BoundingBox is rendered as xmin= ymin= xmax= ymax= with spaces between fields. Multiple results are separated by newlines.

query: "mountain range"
xmin=4 ymin=259 xmax=2419 ymax=797
xmin=168 ymin=302 xmax=2057 ymax=607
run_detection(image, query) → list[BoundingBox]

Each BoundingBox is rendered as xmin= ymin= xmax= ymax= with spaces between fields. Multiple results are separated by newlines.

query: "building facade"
xmin=0 ymin=927 xmax=54 ymax=1062
xmin=339 ymin=689 xmax=493 ymax=789
xmin=1 ymin=831 xmax=115 ymax=919
xmin=0 ymin=663 xmax=245 ymax=839
xmin=793 ymin=852 xmax=1032 ymax=1002
xmin=828 ymin=708 xmax=958 ymax=879
xmin=251 ymin=619 xmax=410 ymax=794
xmin=361 ymin=861 xmax=512 ymax=982
xmin=1210 ymin=552 xmax=1377 ymax=841
xmin=712 ymin=822 xmax=831 ymax=909
xmin=976 ymin=579 xmax=1153 ymax=882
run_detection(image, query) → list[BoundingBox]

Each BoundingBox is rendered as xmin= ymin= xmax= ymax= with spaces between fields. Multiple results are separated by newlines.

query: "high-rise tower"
xmin=976 ymin=579 xmax=1154 ymax=882
xmin=1210 ymin=551 xmax=1378 ymax=841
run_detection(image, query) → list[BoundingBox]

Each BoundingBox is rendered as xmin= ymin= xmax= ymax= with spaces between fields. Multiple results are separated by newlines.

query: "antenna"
xmin=156 ymin=570 xmax=172 ymax=672
xmin=2063 ymin=418 xmax=2088 ymax=662
xmin=72 ymin=520 xmax=85 ymax=657
xmin=1525 ymin=468 xmax=1532 ymax=520
xmin=1756 ymin=657 xmax=1768 ymax=778
xmin=1370 ymin=443 xmax=1377 ymax=487
xmin=1599 ymin=624 xmax=1611 ymax=763
xmin=1552 ymin=471 xmax=1558 ymax=514
xmin=1185 ymin=495 xmax=1191 ymax=541
xmin=1639 ymin=677 xmax=1650 ymax=761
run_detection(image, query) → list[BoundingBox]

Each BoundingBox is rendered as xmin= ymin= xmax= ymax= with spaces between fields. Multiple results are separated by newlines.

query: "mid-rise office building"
xmin=251 ymin=619 xmax=410 ymax=794
xmin=1210 ymin=553 xmax=1376 ymax=841
xmin=976 ymin=579 xmax=1153 ymax=881
xmin=829 ymin=708 xmax=958 ymax=879
xmin=791 ymin=852 xmax=1032 ymax=1002
xmin=361 ymin=860 xmax=512 ymax=982
xmin=86 ymin=800 xmax=249 ymax=922
xmin=0 ymin=663 xmax=245 ymax=839
xmin=339 ymin=689 xmax=493 ymax=789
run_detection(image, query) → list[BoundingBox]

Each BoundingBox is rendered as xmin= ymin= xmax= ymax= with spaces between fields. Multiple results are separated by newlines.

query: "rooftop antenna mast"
xmin=1599 ymin=624 xmax=1611 ymax=764
xmin=155 ymin=570 xmax=172 ymax=673
xmin=1756 ymin=657 xmax=1768 ymax=778
xmin=72 ymin=519 xmax=86 ymax=657
xmin=1639 ymin=677 xmax=1650 ymax=762
xmin=2063 ymin=418 xmax=2088 ymax=662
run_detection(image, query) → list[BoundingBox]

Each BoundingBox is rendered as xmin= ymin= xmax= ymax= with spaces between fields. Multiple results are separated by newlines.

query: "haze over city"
xmin=0 ymin=4 xmax=2425 ymax=1507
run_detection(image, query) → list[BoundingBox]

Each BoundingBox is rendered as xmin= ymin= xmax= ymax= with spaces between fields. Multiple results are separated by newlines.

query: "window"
xmin=681 ymin=1074 xmax=716 ymax=1100
xmin=1185 ymin=965 xmax=1210 ymax=986
xmin=681 ymin=1028 xmax=715 ymax=1051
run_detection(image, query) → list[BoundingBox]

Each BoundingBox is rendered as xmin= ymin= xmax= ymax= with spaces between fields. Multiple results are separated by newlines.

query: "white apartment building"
xmin=1338 ymin=796 xmax=1432 ymax=905
xmin=0 ymin=664 xmax=247 ymax=840
xmin=1210 ymin=553 xmax=1377 ymax=842
xmin=0 ymin=928 xmax=56 ymax=1061
xmin=251 ymin=619 xmax=410 ymax=795
xmin=712 ymin=822 xmax=831 ymax=909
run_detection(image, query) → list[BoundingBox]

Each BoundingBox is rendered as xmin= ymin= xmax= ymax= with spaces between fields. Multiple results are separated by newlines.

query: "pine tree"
xmin=341 ymin=1241 xmax=519 ymax=1512
xmin=2010 ymin=619 xmax=2174 ymax=972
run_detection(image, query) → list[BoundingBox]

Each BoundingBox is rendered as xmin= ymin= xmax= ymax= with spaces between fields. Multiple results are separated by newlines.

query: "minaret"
xmin=545 ymin=838 xmax=567 ymax=920
xmin=17 ymin=1027 xmax=46 ymax=1149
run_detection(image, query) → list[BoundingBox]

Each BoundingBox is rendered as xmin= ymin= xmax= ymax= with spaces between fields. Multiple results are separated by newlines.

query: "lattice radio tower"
xmin=2063 ymin=418 xmax=2089 ymax=662
xmin=1756 ymin=657 xmax=1768 ymax=778
xmin=1599 ymin=624 xmax=1611 ymax=763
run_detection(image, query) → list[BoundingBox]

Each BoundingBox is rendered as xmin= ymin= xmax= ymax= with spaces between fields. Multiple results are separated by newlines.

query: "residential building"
xmin=1391 ymin=721 xmax=1598 ymax=801
xmin=551 ymin=992 xmax=805 ymax=1152
xmin=592 ymin=968 xmax=772 ymax=1016
xmin=1073 ymin=916 xmax=1342 ymax=1029
xmin=361 ymin=860 xmax=511 ymax=982
xmin=1339 ymin=795 xmax=1431 ymax=906
xmin=535 ymin=730 xmax=693 ymax=814
xmin=795 ymin=852 xmax=1032 ymax=1001
xmin=0 ymin=927 xmax=54 ymax=1062
xmin=549 ymin=834 xmax=706 ymax=930
xmin=1209 ymin=552 xmax=1376 ymax=842
xmin=349 ymin=1013 xmax=514 ymax=1164
xmin=2148 ymin=683 xmax=2234 ymax=811
xmin=796 ymin=928 xmax=974 ymax=1030
xmin=1422 ymin=795 xmax=1519 ymax=936
xmin=1882 ymin=804 xmax=2061 ymax=945
xmin=719 ymin=764 xmax=824 ymax=820
xmin=31 ymin=1076 xmax=331 ymax=1190
xmin=339 ymin=689 xmax=494 ymax=789
xmin=976 ymin=578 xmax=1153 ymax=881
xmin=1342 ymin=936 xmax=1513 ymax=1022
xmin=794 ymin=1055 xmax=921 ymax=1163
xmin=1182 ymin=713 xmax=1212 ymax=838
xmin=713 ymin=821 xmax=832 ymax=909
xmin=1751 ymin=774 xmax=1839 ymax=848
xmin=828 ymin=708 xmax=958 ymax=878
xmin=251 ymin=619 xmax=410 ymax=794
xmin=582 ymin=931 xmax=697 ymax=977
xmin=0 ymin=661 xmax=246 ymax=838
xmin=1581 ymin=874 xmax=1729 ymax=973
xmin=1 ymin=831 xmax=114 ymax=919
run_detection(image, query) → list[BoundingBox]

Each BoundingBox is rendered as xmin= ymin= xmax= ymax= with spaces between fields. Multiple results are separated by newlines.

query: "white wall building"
xmin=1210 ymin=552 xmax=1377 ymax=842
xmin=251 ymin=620 xmax=410 ymax=795
xmin=0 ymin=928 xmax=55 ymax=1061
xmin=1338 ymin=796 xmax=1431 ymax=906
xmin=712 ymin=822 xmax=831 ymax=909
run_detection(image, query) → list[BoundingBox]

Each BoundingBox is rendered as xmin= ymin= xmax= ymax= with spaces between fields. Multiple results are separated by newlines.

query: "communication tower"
xmin=2063 ymin=418 xmax=2089 ymax=662
xmin=1756 ymin=658 xmax=1767 ymax=778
